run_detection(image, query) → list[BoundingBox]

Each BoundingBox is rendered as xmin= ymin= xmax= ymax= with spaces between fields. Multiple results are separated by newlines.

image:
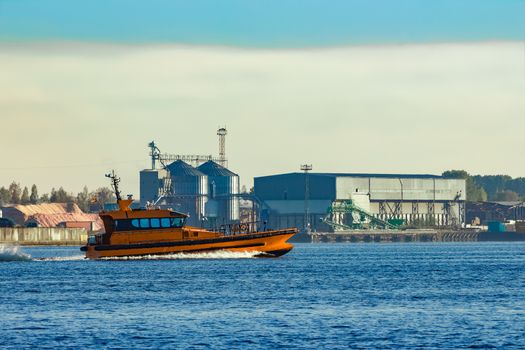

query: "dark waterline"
xmin=1 ymin=243 xmax=524 ymax=349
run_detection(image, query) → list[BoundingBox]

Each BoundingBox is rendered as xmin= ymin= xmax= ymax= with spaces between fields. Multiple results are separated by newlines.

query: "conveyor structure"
xmin=323 ymin=200 xmax=402 ymax=230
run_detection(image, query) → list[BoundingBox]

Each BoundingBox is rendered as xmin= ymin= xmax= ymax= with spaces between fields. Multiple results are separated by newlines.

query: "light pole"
xmin=398 ymin=178 xmax=403 ymax=220
xmin=301 ymin=164 xmax=313 ymax=233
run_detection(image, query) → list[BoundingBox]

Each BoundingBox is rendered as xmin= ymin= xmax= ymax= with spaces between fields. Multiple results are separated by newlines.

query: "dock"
xmin=293 ymin=228 xmax=525 ymax=243
xmin=307 ymin=229 xmax=479 ymax=243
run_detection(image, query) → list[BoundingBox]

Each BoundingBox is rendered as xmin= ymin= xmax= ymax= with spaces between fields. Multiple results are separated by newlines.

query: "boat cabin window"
xmin=140 ymin=218 xmax=149 ymax=228
xmin=113 ymin=217 xmax=186 ymax=231
xmin=171 ymin=218 xmax=184 ymax=228
xmin=151 ymin=218 xmax=160 ymax=228
xmin=161 ymin=218 xmax=171 ymax=228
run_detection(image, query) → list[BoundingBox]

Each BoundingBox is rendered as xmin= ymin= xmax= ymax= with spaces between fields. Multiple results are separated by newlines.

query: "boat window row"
xmin=114 ymin=217 xmax=185 ymax=231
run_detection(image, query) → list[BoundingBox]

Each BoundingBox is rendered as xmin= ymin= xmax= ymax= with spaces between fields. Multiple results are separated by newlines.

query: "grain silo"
xmin=165 ymin=160 xmax=208 ymax=226
xmin=197 ymin=160 xmax=239 ymax=224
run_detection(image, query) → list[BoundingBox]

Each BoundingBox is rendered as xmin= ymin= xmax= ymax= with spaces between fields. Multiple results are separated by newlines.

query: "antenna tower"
xmin=217 ymin=127 xmax=227 ymax=167
xmin=301 ymin=164 xmax=313 ymax=233
xmin=105 ymin=170 xmax=122 ymax=201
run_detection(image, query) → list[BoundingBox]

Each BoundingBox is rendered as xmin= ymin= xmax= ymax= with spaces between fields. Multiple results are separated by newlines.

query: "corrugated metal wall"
xmin=255 ymin=173 xmax=336 ymax=200
xmin=139 ymin=169 xmax=164 ymax=204
xmin=335 ymin=177 xmax=466 ymax=201
xmin=255 ymin=173 xmax=467 ymax=231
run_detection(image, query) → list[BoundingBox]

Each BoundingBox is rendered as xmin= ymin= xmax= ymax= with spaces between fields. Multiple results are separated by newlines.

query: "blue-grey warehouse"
xmin=254 ymin=173 xmax=466 ymax=231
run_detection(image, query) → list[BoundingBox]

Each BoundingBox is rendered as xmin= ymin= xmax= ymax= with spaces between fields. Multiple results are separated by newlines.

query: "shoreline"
xmin=291 ymin=230 xmax=525 ymax=243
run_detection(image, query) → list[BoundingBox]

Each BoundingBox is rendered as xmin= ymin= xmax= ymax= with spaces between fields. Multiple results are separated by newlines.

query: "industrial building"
xmin=139 ymin=128 xmax=240 ymax=227
xmin=139 ymin=128 xmax=467 ymax=231
xmin=254 ymin=173 xmax=466 ymax=232
xmin=1 ymin=203 xmax=103 ymax=230
xmin=466 ymin=201 xmax=525 ymax=225
xmin=140 ymin=160 xmax=240 ymax=226
xmin=198 ymin=160 xmax=240 ymax=225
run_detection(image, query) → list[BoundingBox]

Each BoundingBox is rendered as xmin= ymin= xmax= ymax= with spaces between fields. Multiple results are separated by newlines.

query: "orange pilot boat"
xmin=81 ymin=172 xmax=297 ymax=259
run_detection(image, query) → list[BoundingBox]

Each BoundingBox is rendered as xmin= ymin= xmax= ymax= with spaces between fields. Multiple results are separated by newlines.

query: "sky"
xmin=1 ymin=0 xmax=524 ymax=46
xmin=0 ymin=0 xmax=524 ymax=196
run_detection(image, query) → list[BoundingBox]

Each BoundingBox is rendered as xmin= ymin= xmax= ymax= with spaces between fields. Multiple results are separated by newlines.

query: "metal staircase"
xmin=323 ymin=200 xmax=401 ymax=230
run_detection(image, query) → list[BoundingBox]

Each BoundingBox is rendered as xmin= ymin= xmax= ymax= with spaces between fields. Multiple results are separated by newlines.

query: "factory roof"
xmin=2 ymin=202 xmax=103 ymax=230
xmin=197 ymin=160 xmax=237 ymax=177
xmin=27 ymin=213 xmax=103 ymax=231
xmin=255 ymin=172 xmax=444 ymax=180
xmin=166 ymin=160 xmax=206 ymax=177
xmin=491 ymin=201 xmax=525 ymax=207
xmin=9 ymin=202 xmax=83 ymax=216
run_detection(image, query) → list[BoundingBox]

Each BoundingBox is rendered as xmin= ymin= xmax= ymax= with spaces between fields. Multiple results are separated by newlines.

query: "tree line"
xmin=0 ymin=182 xmax=115 ymax=212
xmin=2 ymin=172 xmax=523 ymax=209
xmin=442 ymin=170 xmax=525 ymax=202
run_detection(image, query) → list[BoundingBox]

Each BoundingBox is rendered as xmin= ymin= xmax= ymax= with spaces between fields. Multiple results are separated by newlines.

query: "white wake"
xmin=37 ymin=255 xmax=86 ymax=261
xmin=99 ymin=250 xmax=262 ymax=260
xmin=0 ymin=245 xmax=32 ymax=262
xmin=0 ymin=245 xmax=261 ymax=261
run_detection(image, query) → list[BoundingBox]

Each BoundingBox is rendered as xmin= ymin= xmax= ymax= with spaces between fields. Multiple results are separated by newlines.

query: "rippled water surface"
xmin=1 ymin=243 xmax=524 ymax=349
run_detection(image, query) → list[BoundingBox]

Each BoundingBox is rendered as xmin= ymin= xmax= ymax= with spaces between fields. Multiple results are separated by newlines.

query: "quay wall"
xmin=301 ymin=229 xmax=525 ymax=243
xmin=0 ymin=228 xmax=88 ymax=246
xmin=306 ymin=229 xmax=478 ymax=243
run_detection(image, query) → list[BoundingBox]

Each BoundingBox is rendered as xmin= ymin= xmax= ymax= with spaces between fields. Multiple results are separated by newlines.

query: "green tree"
xmin=50 ymin=187 xmax=74 ymax=203
xmin=475 ymin=187 xmax=488 ymax=202
xmin=30 ymin=184 xmax=39 ymax=204
xmin=472 ymin=175 xmax=512 ymax=200
xmin=90 ymin=187 xmax=116 ymax=207
xmin=21 ymin=186 xmax=30 ymax=204
xmin=40 ymin=193 xmax=50 ymax=203
xmin=508 ymin=177 xmax=525 ymax=198
xmin=8 ymin=182 xmax=22 ymax=204
xmin=493 ymin=190 xmax=519 ymax=202
xmin=0 ymin=187 xmax=10 ymax=206
xmin=442 ymin=170 xmax=469 ymax=179
xmin=76 ymin=186 xmax=90 ymax=212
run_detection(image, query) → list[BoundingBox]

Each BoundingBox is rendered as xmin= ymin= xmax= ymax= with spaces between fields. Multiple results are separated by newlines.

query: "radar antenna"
xmin=105 ymin=170 xmax=122 ymax=201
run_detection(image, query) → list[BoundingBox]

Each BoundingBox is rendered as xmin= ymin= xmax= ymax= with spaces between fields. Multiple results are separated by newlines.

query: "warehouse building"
xmin=254 ymin=173 xmax=466 ymax=231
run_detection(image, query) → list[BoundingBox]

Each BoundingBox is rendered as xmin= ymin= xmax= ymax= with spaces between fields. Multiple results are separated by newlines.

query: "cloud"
xmin=0 ymin=41 xmax=524 ymax=194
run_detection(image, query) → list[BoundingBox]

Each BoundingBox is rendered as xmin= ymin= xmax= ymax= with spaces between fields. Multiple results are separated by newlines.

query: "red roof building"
xmin=1 ymin=203 xmax=103 ymax=231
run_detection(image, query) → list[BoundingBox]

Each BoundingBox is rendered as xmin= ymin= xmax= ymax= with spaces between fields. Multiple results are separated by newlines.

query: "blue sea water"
xmin=0 ymin=243 xmax=524 ymax=349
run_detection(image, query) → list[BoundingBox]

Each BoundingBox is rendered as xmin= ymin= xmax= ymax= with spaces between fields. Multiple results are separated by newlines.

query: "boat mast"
xmin=105 ymin=170 xmax=122 ymax=201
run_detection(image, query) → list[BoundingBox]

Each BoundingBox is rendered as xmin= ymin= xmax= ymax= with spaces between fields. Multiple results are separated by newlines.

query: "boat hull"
xmin=81 ymin=229 xmax=296 ymax=259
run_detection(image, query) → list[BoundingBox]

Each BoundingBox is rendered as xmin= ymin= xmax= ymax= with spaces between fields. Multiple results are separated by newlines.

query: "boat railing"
xmin=214 ymin=221 xmax=270 ymax=236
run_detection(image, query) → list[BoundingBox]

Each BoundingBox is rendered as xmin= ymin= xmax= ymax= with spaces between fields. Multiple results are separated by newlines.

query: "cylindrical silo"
xmin=197 ymin=160 xmax=239 ymax=223
xmin=166 ymin=160 xmax=208 ymax=226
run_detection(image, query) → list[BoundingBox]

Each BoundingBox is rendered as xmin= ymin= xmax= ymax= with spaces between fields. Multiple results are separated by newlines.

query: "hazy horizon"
xmin=1 ymin=1 xmax=524 ymax=196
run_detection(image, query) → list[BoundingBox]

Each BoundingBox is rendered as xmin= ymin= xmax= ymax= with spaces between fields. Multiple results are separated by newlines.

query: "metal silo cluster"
xmin=197 ymin=160 xmax=240 ymax=225
xmin=165 ymin=160 xmax=208 ymax=226
xmin=163 ymin=160 xmax=239 ymax=227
